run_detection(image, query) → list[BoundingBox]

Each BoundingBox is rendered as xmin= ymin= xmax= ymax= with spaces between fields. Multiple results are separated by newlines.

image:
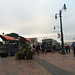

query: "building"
xmin=42 ymin=39 xmax=60 ymax=52
xmin=29 ymin=38 xmax=37 ymax=44
xmin=42 ymin=39 xmax=58 ymax=45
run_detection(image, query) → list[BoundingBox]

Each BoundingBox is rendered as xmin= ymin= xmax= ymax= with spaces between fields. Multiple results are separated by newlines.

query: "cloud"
xmin=0 ymin=0 xmax=75 ymax=42
xmin=24 ymin=33 xmax=58 ymax=42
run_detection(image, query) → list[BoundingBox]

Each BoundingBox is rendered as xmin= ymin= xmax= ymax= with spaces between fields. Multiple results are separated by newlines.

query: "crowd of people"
xmin=30 ymin=42 xmax=75 ymax=57
xmin=64 ymin=43 xmax=71 ymax=53
xmin=30 ymin=42 xmax=60 ymax=55
xmin=30 ymin=42 xmax=47 ymax=55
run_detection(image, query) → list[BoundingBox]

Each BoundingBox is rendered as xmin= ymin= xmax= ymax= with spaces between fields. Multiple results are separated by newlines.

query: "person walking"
xmin=41 ymin=43 xmax=44 ymax=53
xmin=53 ymin=45 xmax=56 ymax=53
xmin=68 ymin=45 xmax=70 ymax=53
xmin=36 ymin=43 xmax=40 ymax=55
xmin=65 ymin=44 xmax=68 ymax=53
xmin=72 ymin=42 xmax=75 ymax=57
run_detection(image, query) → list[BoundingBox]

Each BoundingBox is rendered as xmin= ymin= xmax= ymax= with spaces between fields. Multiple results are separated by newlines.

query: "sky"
xmin=0 ymin=0 xmax=75 ymax=42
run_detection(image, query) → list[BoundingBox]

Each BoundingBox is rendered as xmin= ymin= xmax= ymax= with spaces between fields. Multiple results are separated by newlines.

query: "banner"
xmin=57 ymin=33 xmax=61 ymax=38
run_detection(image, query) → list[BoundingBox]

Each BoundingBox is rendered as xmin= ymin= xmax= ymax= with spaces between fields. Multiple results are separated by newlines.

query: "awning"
xmin=25 ymin=38 xmax=31 ymax=41
xmin=0 ymin=34 xmax=31 ymax=42
xmin=0 ymin=34 xmax=14 ymax=41
xmin=19 ymin=36 xmax=31 ymax=42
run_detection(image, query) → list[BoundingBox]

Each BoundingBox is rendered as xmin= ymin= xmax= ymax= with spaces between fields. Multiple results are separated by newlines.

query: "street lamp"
xmin=55 ymin=4 xmax=67 ymax=54
xmin=2 ymin=32 xmax=4 ymax=35
xmin=54 ymin=26 xmax=60 ymax=29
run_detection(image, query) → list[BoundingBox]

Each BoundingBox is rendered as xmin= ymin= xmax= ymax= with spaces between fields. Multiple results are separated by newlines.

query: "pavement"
xmin=0 ymin=51 xmax=75 ymax=75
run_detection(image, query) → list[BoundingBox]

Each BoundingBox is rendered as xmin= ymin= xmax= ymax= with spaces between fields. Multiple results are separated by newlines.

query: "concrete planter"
xmin=26 ymin=51 xmax=33 ymax=59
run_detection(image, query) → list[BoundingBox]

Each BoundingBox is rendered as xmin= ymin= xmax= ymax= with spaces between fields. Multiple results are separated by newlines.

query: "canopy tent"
xmin=25 ymin=38 xmax=31 ymax=41
xmin=0 ymin=34 xmax=31 ymax=43
xmin=19 ymin=36 xmax=31 ymax=42
xmin=0 ymin=34 xmax=14 ymax=41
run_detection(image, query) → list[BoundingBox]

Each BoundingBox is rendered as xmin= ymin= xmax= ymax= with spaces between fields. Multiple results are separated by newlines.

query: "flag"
xmin=57 ymin=33 xmax=61 ymax=38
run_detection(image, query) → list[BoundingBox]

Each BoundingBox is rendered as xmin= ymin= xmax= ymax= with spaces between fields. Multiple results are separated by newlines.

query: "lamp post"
xmin=54 ymin=26 xmax=60 ymax=29
xmin=54 ymin=4 xmax=67 ymax=54
xmin=2 ymin=32 xmax=4 ymax=35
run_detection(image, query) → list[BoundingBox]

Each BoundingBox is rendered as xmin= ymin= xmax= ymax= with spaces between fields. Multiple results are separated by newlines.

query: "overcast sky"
xmin=0 ymin=0 xmax=75 ymax=42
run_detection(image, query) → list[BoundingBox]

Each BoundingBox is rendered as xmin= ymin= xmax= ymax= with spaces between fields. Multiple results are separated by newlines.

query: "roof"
xmin=19 ymin=36 xmax=31 ymax=42
xmin=25 ymin=38 xmax=31 ymax=41
xmin=0 ymin=34 xmax=14 ymax=41
xmin=0 ymin=34 xmax=31 ymax=42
